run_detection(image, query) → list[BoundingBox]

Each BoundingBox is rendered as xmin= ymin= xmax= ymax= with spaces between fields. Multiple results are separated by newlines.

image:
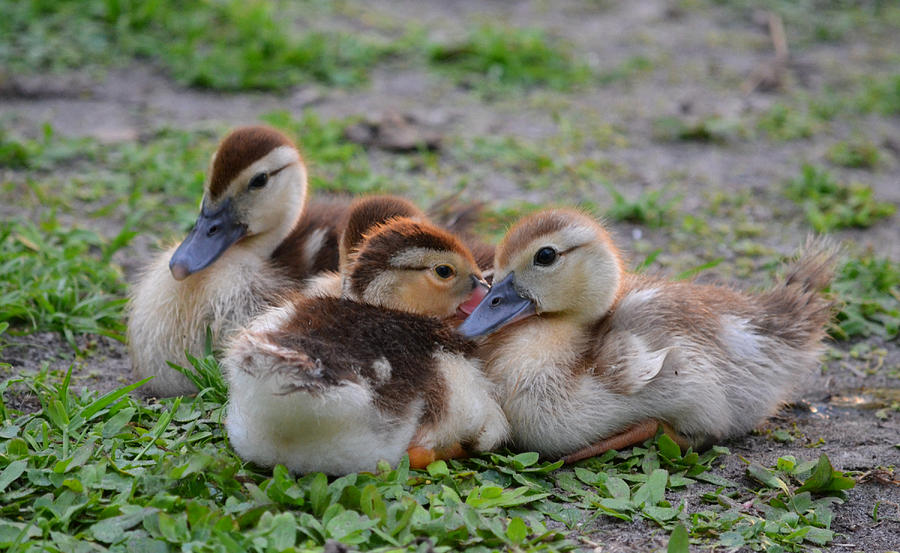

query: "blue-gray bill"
xmin=169 ymin=197 xmax=247 ymax=281
xmin=457 ymin=272 xmax=536 ymax=338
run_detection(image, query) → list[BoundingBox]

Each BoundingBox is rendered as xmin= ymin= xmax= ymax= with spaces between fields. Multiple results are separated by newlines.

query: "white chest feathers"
xmin=128 ymin=244 xmax=286 ymax=396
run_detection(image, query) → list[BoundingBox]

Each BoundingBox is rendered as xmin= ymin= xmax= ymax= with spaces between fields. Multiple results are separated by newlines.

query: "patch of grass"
xmin=718 ymin=454 xmax=855 ymax=550
xmin=0 ymin=124 xmax=99 ymax=170
xmin=826 ymin=138 xmax=881 ymax=169
xmin=785 ymin=164 xmax=896 ymax=232
xmin=858 ymin=74 xmax=900 ymax=115
xmin=651 ymin=115 xmax=744 ymax=142
xmin=757 ymin=103 xmax=823 ymax=140
xmin=463 ymin=136 xmax=559 ymax=175
xmin=428 ymin=24 xmax=592 ymax=92
xmin=1 ymin=0 xmax=393 ymax=90
xmin=8 ymin=126 xmax=216 ymax=237
xmin=0 ymin=214 xmax=132 ymax=348
xmin=0 ymin=363 xmax=858 ymax=552
xmin=604 ymin=185 xmax=682 ymax=228
xmin=831 ymin=254 xmax=900 ymax=340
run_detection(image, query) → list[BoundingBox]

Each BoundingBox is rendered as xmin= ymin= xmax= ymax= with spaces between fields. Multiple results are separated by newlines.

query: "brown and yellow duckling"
xmin=223 ymin=198 xmax=507 ymax=475
xmin=458 ymin=209 xmax=836 ymax=462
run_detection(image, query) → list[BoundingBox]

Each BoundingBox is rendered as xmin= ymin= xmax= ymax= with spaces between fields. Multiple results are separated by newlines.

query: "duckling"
xmin=300 ymin=194 xmax=497 ymax=299
xmin=300 ymin=195 xmax=427 ymax=299
xmin=129 ymin=126 xmax=348 ymax=397
xmin=223 ymin=206 xmax=507 ymax=475
xmin=458 ymin=209 xmax=836 ymax=461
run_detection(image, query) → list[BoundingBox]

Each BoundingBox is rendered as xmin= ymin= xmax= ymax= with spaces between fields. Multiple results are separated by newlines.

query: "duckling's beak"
xmin=169 ymin=198 xmax=247 ymax=281
xmin=456 ymin=276 xmax=489 ymax=319
xmin=457 ymin=272 xmax=536 ymax=338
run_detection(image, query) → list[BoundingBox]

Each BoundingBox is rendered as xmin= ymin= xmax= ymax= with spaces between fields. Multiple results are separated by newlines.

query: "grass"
xmin=428 ymin=25 xmax=592 ymax=92
xmin=785 ymin=164 xmax=896 ymax=233
xmin=0 ymin=0 xmax=393 ymax=90
xmin=603 ymin=185 xmax=682 ymax=228
xmin=858 ymin=74 xmax=900 ymax=115
xmin=831 ymin=254 xmax=900 ymax=340
xmin=826 ymin=138 xmax=881 ymax=169
xmin=0 ymin=214 xmax=132 ymax=349
xmin=2 ymin=125 xmax=215 ymax=237
xmin=757 ymin=104 xmax=824 ymax=141
xmin=0 ymin=365 xmax=856 ymax=552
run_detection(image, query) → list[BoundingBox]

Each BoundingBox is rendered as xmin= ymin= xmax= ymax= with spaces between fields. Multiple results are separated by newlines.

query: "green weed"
xmin=167 ymin=329 xmax=229 ymax=405
xmin=757 ymin=103 xmax=823 ymax=141
xmin=826 ymin=138 xmax=881 ymax=169
xmin=604 ymin=185 xmax=682 ymax=228
xmin=831 ymin=255 xmax=900 ymax=340
xmin=0 ymin=124 xmax=99 ymax=170
xmin=858 ymin=74 xmax=900 ymax=115
xmin=428 ymin=25 xmax=592 ymax=92
xmin=704 ymin=454 xmax=855 ymax=550
xmin=0 ymin=215 xmax=132 ymax=348
xmin=785 ymin=164 xmax=895 ymax=232
xmin=1 ymin=0 xmax=392 ymax=90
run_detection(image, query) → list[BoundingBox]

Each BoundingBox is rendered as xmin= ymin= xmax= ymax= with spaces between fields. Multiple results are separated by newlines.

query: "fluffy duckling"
xmin=301 ymin=194 xmax=498 ymax=299
xmin=129 ymin=126 xmax=347 ymax=397
xmin=458 ymin=209 xmax=836 ymax=461
xmin=223 ymin=204 xmax=507 ymax=475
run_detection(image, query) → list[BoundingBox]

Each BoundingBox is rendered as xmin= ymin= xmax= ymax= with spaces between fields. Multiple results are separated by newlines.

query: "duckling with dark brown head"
xmin=128 ymin=126 xmax=352 ymax=397
xmin=222 ymin=197 xmax=506 ymax=475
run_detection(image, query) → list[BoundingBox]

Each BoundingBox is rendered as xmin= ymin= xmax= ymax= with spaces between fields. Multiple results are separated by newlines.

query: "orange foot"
xmin=407 ymin=442 xmax=468 ymax=470
xmin=562 ymin=420 xmax=689 ymax=464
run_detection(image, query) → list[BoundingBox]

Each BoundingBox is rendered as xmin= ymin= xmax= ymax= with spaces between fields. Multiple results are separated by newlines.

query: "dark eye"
xmin=248 ymin=172 xmax=268 ymax=189
xmin=434 ymin=264 xmax=456 ymax=279
xmin=534 ymin=247 xmax=558 ymax=266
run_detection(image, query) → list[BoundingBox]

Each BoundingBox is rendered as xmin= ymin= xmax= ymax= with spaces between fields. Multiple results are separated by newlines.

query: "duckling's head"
xmin=345 ymin=219 xmax=488 ymax=321
xmin=169 ymin=126 xmax=307 ymax=280
xmin=458 ymin=209 xmax=623 ymax=337
xmin=339 ymin=195 xmax=425 ymax=268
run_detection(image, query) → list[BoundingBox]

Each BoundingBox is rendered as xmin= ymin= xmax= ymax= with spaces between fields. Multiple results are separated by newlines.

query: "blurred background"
xmin=2 ymin=0 xmax=898 ymax=263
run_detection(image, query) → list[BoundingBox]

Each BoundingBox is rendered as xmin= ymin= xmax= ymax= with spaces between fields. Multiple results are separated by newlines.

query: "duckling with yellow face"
xmin=128 ymin=126 xmax=348 ymax=397
xmin=459 ymin=209 xmax=836 ymax=462
xmin=222 ymin=197 xmax=507 ymax=475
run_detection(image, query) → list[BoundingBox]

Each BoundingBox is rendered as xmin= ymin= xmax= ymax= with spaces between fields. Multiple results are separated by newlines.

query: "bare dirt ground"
xmin=2 ymin=1 xmax=898 ymax=551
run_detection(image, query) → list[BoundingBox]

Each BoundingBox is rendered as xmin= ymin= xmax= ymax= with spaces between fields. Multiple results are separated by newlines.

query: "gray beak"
xmin=457 ymin=272 xmax=536 ymax=338
xmin=169 ymin=197 xmax=247 ymax=281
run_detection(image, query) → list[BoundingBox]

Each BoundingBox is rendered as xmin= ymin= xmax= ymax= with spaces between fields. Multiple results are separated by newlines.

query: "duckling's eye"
xmin=434 ymin=264 xmax=456 ymax=279
xmin=534 ymin=247 xmax=558 ymax=266
xmin=248 ymin=172 xmax=268 ymax=189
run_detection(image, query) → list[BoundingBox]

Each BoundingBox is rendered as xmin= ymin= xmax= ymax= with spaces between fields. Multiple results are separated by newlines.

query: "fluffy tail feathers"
xmin=757 ymin=236 xmax=839 ymax=348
